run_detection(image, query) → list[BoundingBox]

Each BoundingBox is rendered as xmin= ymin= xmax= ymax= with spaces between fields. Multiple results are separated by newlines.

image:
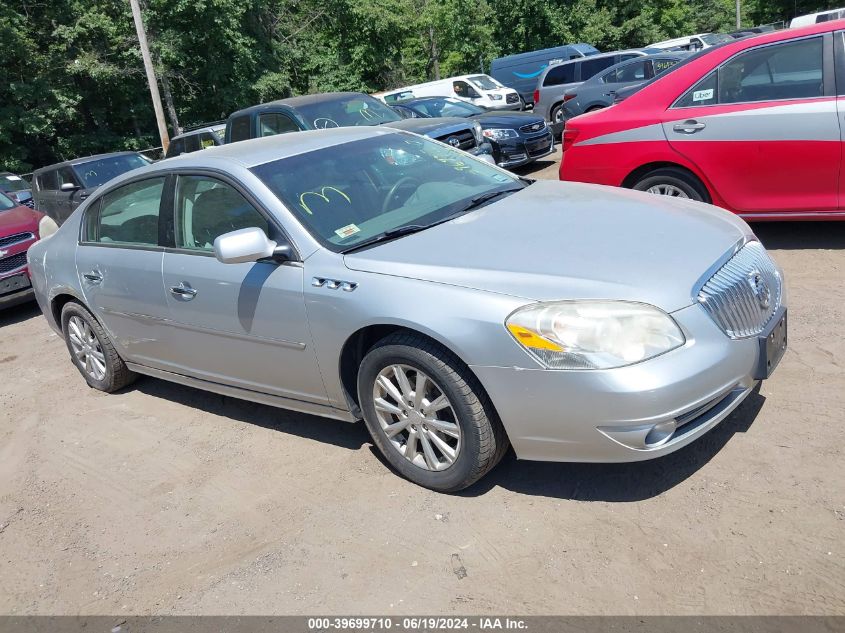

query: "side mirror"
xmin=60 ymin=182 xmax=79 ymax=192
xmin=213 ymin=227 xmax=281 ymax=264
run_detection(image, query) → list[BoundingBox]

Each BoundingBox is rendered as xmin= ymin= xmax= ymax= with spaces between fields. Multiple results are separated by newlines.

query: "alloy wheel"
xmin=645 ymin=183 xmax=689 ymax=198
xmin=67 ymin=316 xmax=107 ymax=381
xmin=372 ymin=364 xmax=461 ymax=471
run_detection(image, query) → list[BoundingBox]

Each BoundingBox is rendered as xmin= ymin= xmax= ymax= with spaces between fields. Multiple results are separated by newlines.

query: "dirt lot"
xmin=1 ymin=149 xmax=843 ymax=616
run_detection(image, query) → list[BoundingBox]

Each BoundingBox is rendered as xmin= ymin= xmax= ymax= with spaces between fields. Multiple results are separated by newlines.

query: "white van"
xmin=377 ymin=74 xmax=522 ymax=110
xmin=790 ymin=8 xmax=845 ymax=28
xmin=648 ymin=32 xmax=733 ymax=52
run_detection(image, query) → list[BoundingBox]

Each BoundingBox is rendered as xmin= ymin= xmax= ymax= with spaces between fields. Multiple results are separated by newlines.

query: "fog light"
xmin=644 ymin=420 xmax=677 ymax=447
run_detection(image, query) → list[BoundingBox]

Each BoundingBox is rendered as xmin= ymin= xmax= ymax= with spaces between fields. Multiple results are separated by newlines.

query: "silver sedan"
xmin=27 ymin=127 xmax=787 ymax=491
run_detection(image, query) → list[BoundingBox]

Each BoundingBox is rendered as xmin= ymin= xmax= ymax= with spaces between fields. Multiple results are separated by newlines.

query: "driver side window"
xmin=174 ymin=176 xmax=270 ymax=252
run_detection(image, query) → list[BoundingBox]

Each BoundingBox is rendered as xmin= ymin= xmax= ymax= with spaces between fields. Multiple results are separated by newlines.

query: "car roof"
xmin=171 ymin=124 xmax=225 ymax=141
xmin=33 ymin=151 xmax=142 ymax=174
xmin=228 ymin=92 xmax=370 ymax=119
xmin=119 ymin=127 xmax=399 ymax=176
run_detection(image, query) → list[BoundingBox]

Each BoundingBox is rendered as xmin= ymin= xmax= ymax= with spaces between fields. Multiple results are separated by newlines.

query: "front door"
xmin=75 ymin=176 xmax=171 ymax=367
xmin=662 ymin=34 xmax=840 ymax=215
xmin=159 ymin=174 xmax=328 ymax=405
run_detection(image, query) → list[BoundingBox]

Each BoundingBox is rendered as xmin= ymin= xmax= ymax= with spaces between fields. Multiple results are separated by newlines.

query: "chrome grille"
xmin=0 ymin=232 xmax=35 ymax=249
xmin=519 ymin=121 xmax=547 ymax=134
xmin=0 ymin=251 xmax=28 ymax=274
xmin=697 ymin=241 xmax=782 ymax=339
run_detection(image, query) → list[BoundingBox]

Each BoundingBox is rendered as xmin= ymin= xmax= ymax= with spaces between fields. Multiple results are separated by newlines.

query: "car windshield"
xmin=468 ymin=75 xmax=500 ymax=90
xmin=1 ymin=174 xmax=30 ymax=192
xmin=294 ymin=95 xmax=402 ymax=129
xmin=0 ymin=191 xmax=17 ymax=210
xmin=73 ymin=154 xmax=150 ymax=188
xmin=251 ymin=132 xmax=523 ymax=252
xmin=701 ymin=33 xmax=733 ymax=45
xmin=406 ymin=98 xmax=485 ymax=118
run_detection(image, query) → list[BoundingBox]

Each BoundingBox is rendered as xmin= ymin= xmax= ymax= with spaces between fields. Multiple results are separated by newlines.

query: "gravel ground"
xmin=1 ymin=148 xmax=843 ymax=615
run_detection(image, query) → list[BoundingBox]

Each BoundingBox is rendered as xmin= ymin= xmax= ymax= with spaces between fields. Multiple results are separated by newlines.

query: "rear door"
xmin=835 ymin=30 xmax=845 ymax=209
xmin=159 ymin=173 xmax=328 ymax=405
xmin=75 ymin=176 xmax=171 ymax=366
xmin=662 ymin=34 xmax=840 ymax=215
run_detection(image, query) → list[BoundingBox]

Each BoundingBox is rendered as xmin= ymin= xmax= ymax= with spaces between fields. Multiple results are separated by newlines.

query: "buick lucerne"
xmin=28 ymin=128 xmax=787 ymax=491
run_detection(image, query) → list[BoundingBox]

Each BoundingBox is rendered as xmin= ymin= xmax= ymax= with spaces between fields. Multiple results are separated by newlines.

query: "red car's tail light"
xmin=562 ymin=128 xmax=580 ymax=152
xmin=533 ymin=89 xmax=540 ymax=105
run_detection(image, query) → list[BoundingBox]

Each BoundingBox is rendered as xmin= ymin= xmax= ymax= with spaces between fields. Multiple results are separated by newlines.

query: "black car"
xmin=0 ymin=172 xmax=35 ymax=208
xmin=165 ymin=124 xmax=225 ymax=159
xmin=32 ymin=152 xmax=151 ymax=225
xmin=390 ymin=97 xmax=554 ymax=169
xmin=224 ymin=92 xmax=494 ymax=162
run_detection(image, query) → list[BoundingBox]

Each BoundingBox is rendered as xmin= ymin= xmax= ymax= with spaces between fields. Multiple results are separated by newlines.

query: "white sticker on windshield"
xmin=5 ymin=175 xmax=21 ymax=181
xmin=693 ymin=88 xmax=714 ymax=102
xmin=334 ymin=223 xmax=361 ymax=239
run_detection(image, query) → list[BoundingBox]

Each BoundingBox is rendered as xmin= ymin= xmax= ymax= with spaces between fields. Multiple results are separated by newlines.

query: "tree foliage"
xmin=0 ymin=0 xmax=840 ymax=171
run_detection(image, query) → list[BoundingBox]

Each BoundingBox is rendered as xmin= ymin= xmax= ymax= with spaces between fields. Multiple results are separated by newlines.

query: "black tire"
xmin=357 ymin=332 xmax=509 ymax=492
xmin=61 ymin=301 xmax=136 ymax=392
xmin=632 ymin=167 xmax=710 ymax=202
xmin=550 ymin=103 xmax=565 ymax=125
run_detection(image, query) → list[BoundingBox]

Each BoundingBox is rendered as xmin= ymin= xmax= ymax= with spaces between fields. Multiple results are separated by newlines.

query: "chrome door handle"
xmin=83 ymin=270 xmax=102 ymax=283
xmin=673 ymin=120 xmax=706 ymax=134
xmin=169 ymin=282 xmax=197 ymax=298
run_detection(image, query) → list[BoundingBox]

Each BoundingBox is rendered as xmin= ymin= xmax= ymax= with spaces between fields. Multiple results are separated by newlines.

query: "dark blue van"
xmin=490 ymin=43 xmax=599 ymax=106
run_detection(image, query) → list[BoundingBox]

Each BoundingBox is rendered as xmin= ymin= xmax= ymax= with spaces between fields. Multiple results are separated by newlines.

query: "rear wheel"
xmin=586 ymin=105 xmax=605 ymax=112
xmin=61 ymin=301 xmax=136 ymax=392
xmin=632 ymin=167 xmax=709 ymax=202
xmin=357 ymin=333 xmax=508 ymax=492
xmin=550 ymin=103 xmax=565 ymax=125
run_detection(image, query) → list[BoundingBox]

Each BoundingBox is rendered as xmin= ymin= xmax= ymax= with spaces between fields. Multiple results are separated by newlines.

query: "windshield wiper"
xmin=341 ymin=186 xmax=525 ymax=254
xmin=342 ymin=224 xmax=431 ymax=253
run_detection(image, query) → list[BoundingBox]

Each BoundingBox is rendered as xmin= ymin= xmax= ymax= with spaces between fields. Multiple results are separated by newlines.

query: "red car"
xmin=0 ymin=191 xmax=54 ymax=309
xmin=560 ymin=20 xmax=845 ymax=221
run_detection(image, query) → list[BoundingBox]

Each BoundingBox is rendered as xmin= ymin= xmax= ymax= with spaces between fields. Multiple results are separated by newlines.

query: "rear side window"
xmin=676 ymin=37 xmax=824 ymax=107
xmin=543 ymin=62 xmax=576 ymax=86
xmin=258 ymin=113 xmax=300 ymax=137
xmin=183 ymin=134 xmax=201 ymax=153
xmin=167 ymin=139 xmax=185 ymax=158
xmin=228 ymin=115 xmax=252 ymax=142
xmin=580 ymin=56 xmax=618 ymax=81
xmin=605 ymin=60 xmax=650 ymax=83
xmin=653 ymin=58 xmax=680 ymax=75
xmin=87 ymin=178 xmax=165 ymax=246
xmin=198 ymin=132 xmax=218 ymax=149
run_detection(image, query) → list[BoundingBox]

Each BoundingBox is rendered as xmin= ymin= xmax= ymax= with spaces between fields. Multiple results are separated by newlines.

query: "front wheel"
xmin=632 ymin=167 xmax=710 ymax=202
xmin=357 ymin=333 xmax=508 ymax=492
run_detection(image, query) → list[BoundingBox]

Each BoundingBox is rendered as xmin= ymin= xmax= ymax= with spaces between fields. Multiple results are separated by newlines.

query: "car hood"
xmin=0 ymin=204 xmax=43 ymax=235
xmin=388 ymin=117 xmax=474 ymax=137
xmin=343 ymin=180 xmax=752 ymax=313
xmin=472 ymin=111 xmax=544 ymax=128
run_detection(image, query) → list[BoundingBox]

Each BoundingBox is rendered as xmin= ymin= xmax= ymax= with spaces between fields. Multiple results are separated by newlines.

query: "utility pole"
xmin=129 ymin=0 xmax=169 ymax=152
xmin=736 ymin=0 xmax=741 ymax=29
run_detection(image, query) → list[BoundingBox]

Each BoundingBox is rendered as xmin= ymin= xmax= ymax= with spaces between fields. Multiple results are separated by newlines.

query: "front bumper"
xmin=0 ymin=270 xmax=34 ymax=309
xmin=496 ymin=130 xmax=555 ymax=168
xmin=471 ymin=303 xmax=773 ymax=463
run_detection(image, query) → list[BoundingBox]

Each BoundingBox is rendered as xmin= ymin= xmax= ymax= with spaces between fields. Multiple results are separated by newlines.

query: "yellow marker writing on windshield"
xmin=299 ymin=186 xmax=352 ymax=215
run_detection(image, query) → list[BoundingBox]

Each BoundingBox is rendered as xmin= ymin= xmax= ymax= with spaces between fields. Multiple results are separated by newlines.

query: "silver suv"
xmin=533 ymin=50 xmax=648 ymax=126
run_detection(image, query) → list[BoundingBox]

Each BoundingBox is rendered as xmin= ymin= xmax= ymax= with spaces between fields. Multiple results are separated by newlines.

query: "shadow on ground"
xmin=752 ymin=221 xmax=845 ymax=250
xmin=133 ymin=373 xmax=766 ymax=501
xmin=0 ymin=301 xmax=41 ymax=328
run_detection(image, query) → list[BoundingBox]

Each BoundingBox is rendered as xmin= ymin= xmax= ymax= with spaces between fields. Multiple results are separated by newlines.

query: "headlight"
xmin=489 ymin=93 xmax=503 ymax=100
xmin=38 ymin=215 xmax=59 ymax=239
xmin=506 ymin=301 xmax=685 ymax=369
xmin=472 ymin=121 xmax=484 ymax=144
xmin=482 ymin=128 xmax=518 ymax=141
